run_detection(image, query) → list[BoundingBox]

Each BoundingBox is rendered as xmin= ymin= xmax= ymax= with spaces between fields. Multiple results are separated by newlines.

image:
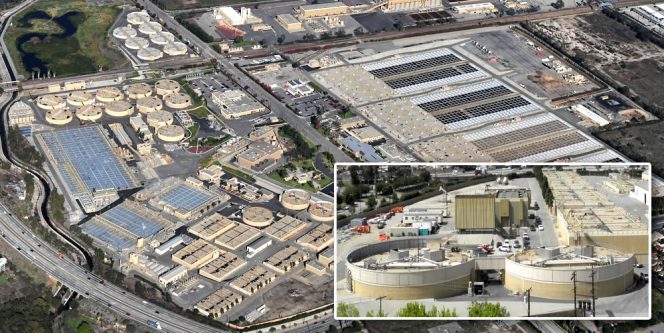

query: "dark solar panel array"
xmin=385 ymin=65 xmax=479 ymax=89
xmin=490 ymin=132 xmax=587 ymax=162
xmin=368 ymin=54 xmax=461 ymax=78
xmin=434 ymin=96 xmax=531 ymax=125
xmin=471 ymin=121 xmax=569 ymax=150
xmin=416 ymin=86 xmax=513 ymax=113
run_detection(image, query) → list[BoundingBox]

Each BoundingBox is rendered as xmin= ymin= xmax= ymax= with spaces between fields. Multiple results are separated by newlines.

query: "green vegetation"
xmin=8 ymin=125 xmax=45 ymax=168
xmin=188 ymin=106 xmax=210 ymax=119
xmin=176 ymin=17 xmax=213 ymax=43
xmin=4 ymin=0 xmax=126 ymax=77
xmin=338 ymin=110 xmax=356 ymax=119
xmin=322 ymin=151 xmax=335 ymax=171
xmin=279 ymin=124 xmax=316 ymax=159
xmin=336 ymin=302 xmax=360 ymax=317
xmin=395 ymin=302 xmax=457 ymax=317
xmin=467 ymin=301 xmax=510 ymax=317
xmin=533 ymin=166 xmax=554 ymax=207
xmin=0 ymin=273 xmax=6 ymax=285
xmin=232 ymin=37 xmax=257 ymax=48
xmin=222 ymin=165 xmax=256 ymax=183
xmin=268 ymin=159 xmax=332 ymax=193
xmin=49 ymin=188 xmax=66 ymax=224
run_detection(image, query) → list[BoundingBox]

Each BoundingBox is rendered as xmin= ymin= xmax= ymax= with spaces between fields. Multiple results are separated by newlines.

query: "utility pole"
xmin=590 ymin=267 xmax=596 ymax=317
xmin=525 ymin=287 xmax=532 ymax=317
xmin=376 ymin=296 xmax=386 ymax=315
xmin=571 ymin=271 xmax=577 ymax=317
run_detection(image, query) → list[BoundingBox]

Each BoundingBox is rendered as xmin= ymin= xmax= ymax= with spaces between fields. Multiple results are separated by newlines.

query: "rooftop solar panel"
xmin=80 ymin=219 xmax=136 ymax=250
xmin=100 ymin=204 xmax=169 ymax=238
xmin=161 ymin=184 xmax=215 ymax=213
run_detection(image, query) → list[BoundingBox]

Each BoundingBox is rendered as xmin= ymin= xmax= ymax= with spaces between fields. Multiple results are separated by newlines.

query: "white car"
xmin=498 ymin=245 xmax=511 ymax=252
xmin=523 ymin=233 xmax=530 ymax=239
xmin=503 ymin=239 xmax=510 ymax=246
xmin=538 ymin=225 xmax=544 ymax=231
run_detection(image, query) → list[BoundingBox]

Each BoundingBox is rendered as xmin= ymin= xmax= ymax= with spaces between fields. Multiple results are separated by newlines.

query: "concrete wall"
xmin=504 ymin=255 xmax=636 ymax=300
xmin=456 ymin=194 xmax=495 ymax=230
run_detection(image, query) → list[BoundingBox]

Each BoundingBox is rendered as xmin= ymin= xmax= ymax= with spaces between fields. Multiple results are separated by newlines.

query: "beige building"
xmin=348 ymin=126 xmax=384 ymax=143
xmin=7 ymin=101 xmax=35 ymax=126
xmin=374 ymin=0 xmax=444 ymax=12
xmin=236 ymin=140 xmax=283 ymax=170
xmin=455 ymin=188 xmax=529 ymax=230
xmin=276 ymin=13 xmax=304 ymax=32
xmin=299 ymin=2 xmax=349 ymax=18
xmin=211 ymin=90 xmax=266 ymax=119
xmin=171 ymin=239 xmax=220 ymax=270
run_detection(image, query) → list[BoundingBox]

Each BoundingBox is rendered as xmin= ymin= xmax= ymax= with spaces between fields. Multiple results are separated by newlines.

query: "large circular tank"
xmin=146 ymin=110 xmax=173 ymax=128
xmin=150 ymin=31 xmax=175 ymax=45
xmin=36 ymin=95 xmax=66 ymax=110
xmin=157 ymin=125 xmax=185 ymax=142
xmin=105 ymin=100 xmax=134 ymax=117
xmin=136 ymin=96 xmax=163 ymax=114
xmin=112 ymin=26 xmax=137 ymax=39
xmin=96 ymin=87 xmax=124 ymax=103
xmin=125 ymin=83 xmax=152 ymax=99
xmin=124 ymin=36 xmax=149 ymax=50
xmin=66 ymin=91 xmax=95 ymax=106
xmin=242 ymin=206 xmax=274 ymax=228
xmin=345 ymin=238 xmax=474 ymax=300
xmin=281 ymin=189 xmax=311 ymax=211
xmin=137 ymin=47 xmax=163 ymax=61
xmin=45 ymin=109 xmax=73 ymax=125
xmin=138 ymin=22 xmax=162 ymax=35
xmin=163 ymin=92 xmax=191 ymax=109
xmin=154 ymin=79 xmax=180 ymax=96
xmin=76 ymin=105 xmax=103 ymax=122
xmin=308 ymin=201 xmax=334 ymax=222
xmin=127 ymin=11 xmax=150 ymax=25
xmin=163 ymin=42 xmax=187 ymax=56
xmin=504 ymin=248 xmax=636 ymax=300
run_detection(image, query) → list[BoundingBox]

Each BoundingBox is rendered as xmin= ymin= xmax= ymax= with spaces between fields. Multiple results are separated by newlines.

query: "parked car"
xmin=523 ymin=233 xmax=530 ymax=239
xmin=530 ymin=225 xmax=536 ymax=231
xmin=450 ymin=246 xmax=461 ymax=253
xmin=528 ymin=213 xmax=535 ymax=219
xmin=498 ymin=245 xmax=511 ymax=252
xmin=496 ymin=241 xmax=503 ymax=248
xmin=513 ymin=240 xmax=521 ymax=248
xmin=503 ymin=239 xmax=510 ymax=246
xmin=535 ymin=216 xmax=542 ymax=224
xmin=538 ymin=225 xmax=544 ymax=231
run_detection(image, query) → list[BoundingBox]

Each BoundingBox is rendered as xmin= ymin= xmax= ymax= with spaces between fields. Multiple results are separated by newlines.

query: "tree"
xmin=468 ymin=301 xmax=510 ymax=317
xmin=396 ymin=302 xmax=457 ymax=317
xmin=337 ymin=302 xmax=360 ymax=317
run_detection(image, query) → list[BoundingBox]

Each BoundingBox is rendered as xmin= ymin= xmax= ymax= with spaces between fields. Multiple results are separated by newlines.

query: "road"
xmin=138 ymin=0 xmax=352 ymax=163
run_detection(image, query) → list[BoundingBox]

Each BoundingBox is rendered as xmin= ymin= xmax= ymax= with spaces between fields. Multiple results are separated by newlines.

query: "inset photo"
xmin=334 ymin=164 xmax=651 ymax=320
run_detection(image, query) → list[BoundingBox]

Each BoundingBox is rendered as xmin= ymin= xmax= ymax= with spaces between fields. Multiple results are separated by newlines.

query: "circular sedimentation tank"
xmin=105 ymin=100 xmax=134 ymax=117
xmin=95 ymin=87 xmax=124 ymax=103
xmin=112 ymin=26 xmax=137 ymax=39
xmin=66 ymin=91 xmax=95 ymax=107
xmin=45 ymin=109 xmax=73 ymax=125
xmin=154 ymin=79 xmax=180 ymax=96
xmin=138 ymin=21 xmax=162 ymax=35
xmin=308 ymin=201 xmax=334 ymax=222
xmin=157 ymin=125 xmax=185 ymax=142
xmin=150 ymin=31 xmax=175 ymax=45
xmin=127 ymin=11 xmax=150 ymax=25
xmin=345 ymin=239 xmax=474 ymax=300
xmin=124 ymin=36 xmax=149 ymax=50
xmin=242 ymin=206 xmax=274 ymax=228
xmin=163 ymin=92 xmax=191 ymax=109
xmin=75 ymin=105 xmax=103 ymax=122
xmin=125 ymin=82 xmax=152 ymax=99
xmin=36 ymin=95 xmax=66 ymax=110
xmin=163 ymin=42 xmax=187 ymax=56
xmin=146 ymin=110 xmax=173 ymax=128
xmin=136 ymin=96 xmax=163 ymax=114
xmin=280 ymin=189 xmax=311 ymax=211
xmin=137 ymin=47 xmax=163 ymax=61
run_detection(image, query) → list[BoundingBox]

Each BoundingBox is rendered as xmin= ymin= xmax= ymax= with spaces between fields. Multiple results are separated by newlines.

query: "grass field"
xmin=4 ymin=0 xmax=127 ymax=77
xmin=595 ymin=120 xmax=664 ymax=176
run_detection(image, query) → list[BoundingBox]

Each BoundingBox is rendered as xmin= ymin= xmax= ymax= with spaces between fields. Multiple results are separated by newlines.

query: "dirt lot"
xmin=596 ymin=120 xmax=664 ymax=176
xmin=261 ymin=278 xmax=332 ymax=321
xmin=533 ymin=13 xmax=664 ymax=109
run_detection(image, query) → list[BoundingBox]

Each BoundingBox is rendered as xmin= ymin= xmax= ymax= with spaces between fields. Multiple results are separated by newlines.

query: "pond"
xmin=15 ymin=10 xmax=83 ymax=74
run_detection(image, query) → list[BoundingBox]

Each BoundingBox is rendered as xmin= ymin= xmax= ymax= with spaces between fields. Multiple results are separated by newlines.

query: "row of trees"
xmin=337 ymin=301 xmax=509 ymax=318
xmin=533 ymin=166 xmax=554 ymax=207
xmin=279 ymin=125 xmax=315 ymax=159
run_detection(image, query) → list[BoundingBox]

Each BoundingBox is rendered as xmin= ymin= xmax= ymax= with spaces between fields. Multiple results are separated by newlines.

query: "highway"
xmin=138 ymin=0 xmax=352 ymax=163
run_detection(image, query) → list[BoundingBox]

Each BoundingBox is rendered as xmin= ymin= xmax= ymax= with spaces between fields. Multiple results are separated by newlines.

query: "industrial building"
xmin=157 ymin=125 xmax=185 ymax=142
xmin=36 ymin=126 xmax=138 ymax=213
xmin=229 ymin=265 xmax=277 ymax=295
xmin=264 ymin=215 xmax=308 ymax=241
xmin=347 ymin=126 xmax=385 ymax=144
xmin=451 ymin=3 xmax=498 ymax=14
xmin=298 ymin=2 xmax=349 ymax=18
xmin=188 ymin=213 xmax=235 ymax=241
xmin=544 ymin=170 xmax=649 ymax=261
xmin=296 ymin=223 xmax=333 ymax=252
xmin=246 ymin=236 xmax=273 ymax=258
xmin=199 ymin=251 xmax=247 ymax=282
xmin=7 ymin=101 xmax=34 ymax=126
xmin=171 ymin=239 xmax=220 ymax=270
xmin=144 ymin=177 xmax=224 ymax=220
xmin=211 ymin=90 xmax=266 ymax=119
xmin=372 ymin=0 xmax=444 ymax=12
xmin=213 ymin=6 xmax=257 ymax=26
xmin=455 ymin=187 xmax=530 ymax=230
xmin=194 ymin=287 xmax=243 ymax=318
xmin=276 ymin=14 xmax=304 ymax=33
xmin=159 ymin=265 xmax=187 ymax=286
xmin=215 ymin=223 xmax=260 ymax=250
xmin=263 ymin=246 xmax=309 ymax=274
xmin=80 ymin=201 xmax=171 ymax=250
xmin=236 ymin=140 xmax=283 ymax=170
